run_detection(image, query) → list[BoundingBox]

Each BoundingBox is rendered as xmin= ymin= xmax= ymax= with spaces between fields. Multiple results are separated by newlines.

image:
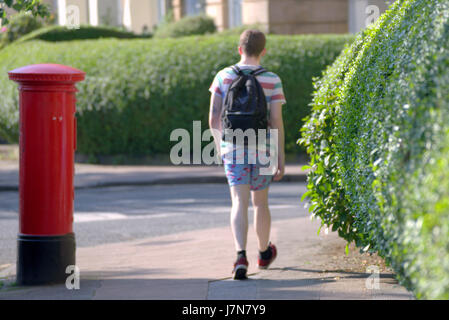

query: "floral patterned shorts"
xmin=222 ymin=147 xmax=274 ymax=191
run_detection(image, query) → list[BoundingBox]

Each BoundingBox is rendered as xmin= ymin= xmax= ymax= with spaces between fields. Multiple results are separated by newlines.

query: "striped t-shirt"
xmin=209 ymin=63 xmax=286 ymax=156
xmin=209 ymin=63 xmax=286 ymax=106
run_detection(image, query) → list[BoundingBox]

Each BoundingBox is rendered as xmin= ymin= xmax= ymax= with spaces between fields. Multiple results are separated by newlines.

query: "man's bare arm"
xmin=269 ymin=101 xmax=285 ymax=181
xmin=209 ymin=92 xmax=223 ymax=156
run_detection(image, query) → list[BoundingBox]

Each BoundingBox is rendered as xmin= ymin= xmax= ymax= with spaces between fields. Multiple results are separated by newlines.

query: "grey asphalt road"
xmin=0 ymin=182 xmax=308 ymax=267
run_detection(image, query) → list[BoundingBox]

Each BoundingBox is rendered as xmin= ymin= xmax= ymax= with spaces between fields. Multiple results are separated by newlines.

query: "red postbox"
xmin=8 ymin=64 xmax=85 ymax=285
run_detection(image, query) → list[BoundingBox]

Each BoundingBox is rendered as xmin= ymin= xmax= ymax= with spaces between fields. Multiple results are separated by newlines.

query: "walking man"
xmin=209 ymin=29 xmax=287 ymax=280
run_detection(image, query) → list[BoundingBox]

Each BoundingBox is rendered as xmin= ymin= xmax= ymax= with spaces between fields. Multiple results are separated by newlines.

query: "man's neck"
xmin=239 ymin=56 xmax=261 ymax=66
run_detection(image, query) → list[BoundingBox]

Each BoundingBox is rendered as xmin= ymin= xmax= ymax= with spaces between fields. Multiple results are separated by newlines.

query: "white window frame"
xmin=184 ymin=0 xmax=205 ymax=16
xmin=228 ymin=0 xmax=242 ymax=28
xmin=88 ymin=0 xmax=99 ymax=26
xmin=57 ymin=0 xmax=67 ymax=26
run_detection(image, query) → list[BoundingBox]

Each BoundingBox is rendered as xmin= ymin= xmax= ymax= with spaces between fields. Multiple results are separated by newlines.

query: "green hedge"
xmin=300 ymin=0 xmax=449 ymax=299
xmin=15 ymin=25 xmax=150 ymax=44
xmin=0 ymin=34 xmax=353 ymax=158
xmin=154 ymin=14 xmax=216 ymax=38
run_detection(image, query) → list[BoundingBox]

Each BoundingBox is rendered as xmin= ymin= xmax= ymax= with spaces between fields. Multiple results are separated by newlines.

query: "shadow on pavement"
xmin=270 ymin=266 xmax=399 ymax=280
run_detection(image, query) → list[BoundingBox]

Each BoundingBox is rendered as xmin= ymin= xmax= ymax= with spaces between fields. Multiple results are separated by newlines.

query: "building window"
xmin=228 ymin=0 xmax=242 ymax=28
xmin=158 ymin=0 xmax=166 ymax=21
xmin=158 ymin=0 xmax=172 ymax=22
xmin=183 ymin=0 xmax=205 ymax=16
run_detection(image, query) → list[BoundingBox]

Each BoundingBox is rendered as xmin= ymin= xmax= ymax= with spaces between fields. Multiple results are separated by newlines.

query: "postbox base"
xmin=16 ymin=233 xmax=76 ymax=286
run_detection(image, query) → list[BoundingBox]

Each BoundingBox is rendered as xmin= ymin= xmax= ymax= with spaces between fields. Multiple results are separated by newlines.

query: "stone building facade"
xmin=1 ymin=0 xmax=392 ymax=34
xmin=171 ymin=0 xmax=392 ymax=33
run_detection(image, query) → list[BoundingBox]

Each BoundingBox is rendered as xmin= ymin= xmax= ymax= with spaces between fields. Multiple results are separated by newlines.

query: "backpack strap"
xmin=231 ymin=65 xmax=244 ymax=76
xmin=251 ymin=67 xmax=266 ymax=76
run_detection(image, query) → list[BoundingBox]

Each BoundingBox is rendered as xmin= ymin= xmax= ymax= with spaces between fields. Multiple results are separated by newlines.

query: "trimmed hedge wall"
xmin=0 ymin=34 xmax=353 ymax=159
xmin=15 ymin=25 xmax=150 ymax=44
xmin=300 ymin=0 xmax=449 ymax=299
xmin=154 ymin=14 xmax=216 ymax=38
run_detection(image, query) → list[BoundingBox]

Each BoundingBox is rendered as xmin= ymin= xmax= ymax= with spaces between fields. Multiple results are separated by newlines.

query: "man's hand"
xmin=273 ymin=159 xmax=285 ymax=181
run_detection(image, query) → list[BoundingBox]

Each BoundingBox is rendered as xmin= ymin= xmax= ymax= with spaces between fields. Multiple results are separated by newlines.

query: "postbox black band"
xmin=16 ymin=233 xmax=76 ymax=285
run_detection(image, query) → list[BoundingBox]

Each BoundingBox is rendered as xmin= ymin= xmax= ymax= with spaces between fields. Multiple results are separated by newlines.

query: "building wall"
xmin=66 ymin=0 xmax=89 ymax=24
xmin=1 ymin=0 xmax=392 ymax=34
xmin=52 ymin=0 xmax=161 ymax=33
xmin=348 ymin=0 xmax=390 ymax=33
xmin=243 ymin=0 xmax=349 ymax=34
xmin=174 ymin=0 xmax=353 ymax=34
xmin=205 ymin=0 xmax=228 ymax=31
xmin=172 ymin=0 xmax=184 ymax=20
xmin=274 ymin=0 xmax=348 ymax=34
xmin=128 ymin=0 xmax=159 ymax=33
xmin=173 ymin=0 xmax=229 ymax=31
xmin=97 ymin=0 xmax=121 ymax=26
xmin=242 ymin=0 xmax=269 ymax=33
xmin=174 ymin=0 xmax=391 ymax=35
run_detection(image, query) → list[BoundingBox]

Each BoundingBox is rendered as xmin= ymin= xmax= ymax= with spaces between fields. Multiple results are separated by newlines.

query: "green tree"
xmin=0 ymin=0 xmax=49 ymax=25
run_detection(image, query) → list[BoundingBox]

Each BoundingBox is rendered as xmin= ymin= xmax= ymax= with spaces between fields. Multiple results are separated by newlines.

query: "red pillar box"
xmin=8 ymin=64 xmax=85 ymax=285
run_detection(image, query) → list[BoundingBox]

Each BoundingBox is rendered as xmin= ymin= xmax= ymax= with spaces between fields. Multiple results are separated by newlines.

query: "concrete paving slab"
xmin=0 ymin=217 xmax=414 ymax=300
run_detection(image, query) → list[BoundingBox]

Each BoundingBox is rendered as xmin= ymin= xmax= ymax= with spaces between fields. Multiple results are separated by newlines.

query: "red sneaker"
xmin=232 ymin=256 xmax=249 ymax=280
xmin=258 ymin=243 xmax=277 ymax=269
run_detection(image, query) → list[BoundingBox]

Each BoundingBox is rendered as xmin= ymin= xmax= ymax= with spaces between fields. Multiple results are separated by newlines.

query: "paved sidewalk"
xmin=0 ymin=148 xmax=414 ymax=300
xmin=0 ymin=217 xmax=414 ymax=300
xmin=0 ymin=160 xmax=307 ymax=191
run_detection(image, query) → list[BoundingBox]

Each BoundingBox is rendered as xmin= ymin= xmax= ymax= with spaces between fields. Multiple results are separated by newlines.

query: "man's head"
xmin=239 ymin=29 xmax=266 ymax=58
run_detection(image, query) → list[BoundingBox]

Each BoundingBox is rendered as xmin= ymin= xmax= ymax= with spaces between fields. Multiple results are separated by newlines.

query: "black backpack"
xmin=221 ymin=65 xmax=268 ymax=143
